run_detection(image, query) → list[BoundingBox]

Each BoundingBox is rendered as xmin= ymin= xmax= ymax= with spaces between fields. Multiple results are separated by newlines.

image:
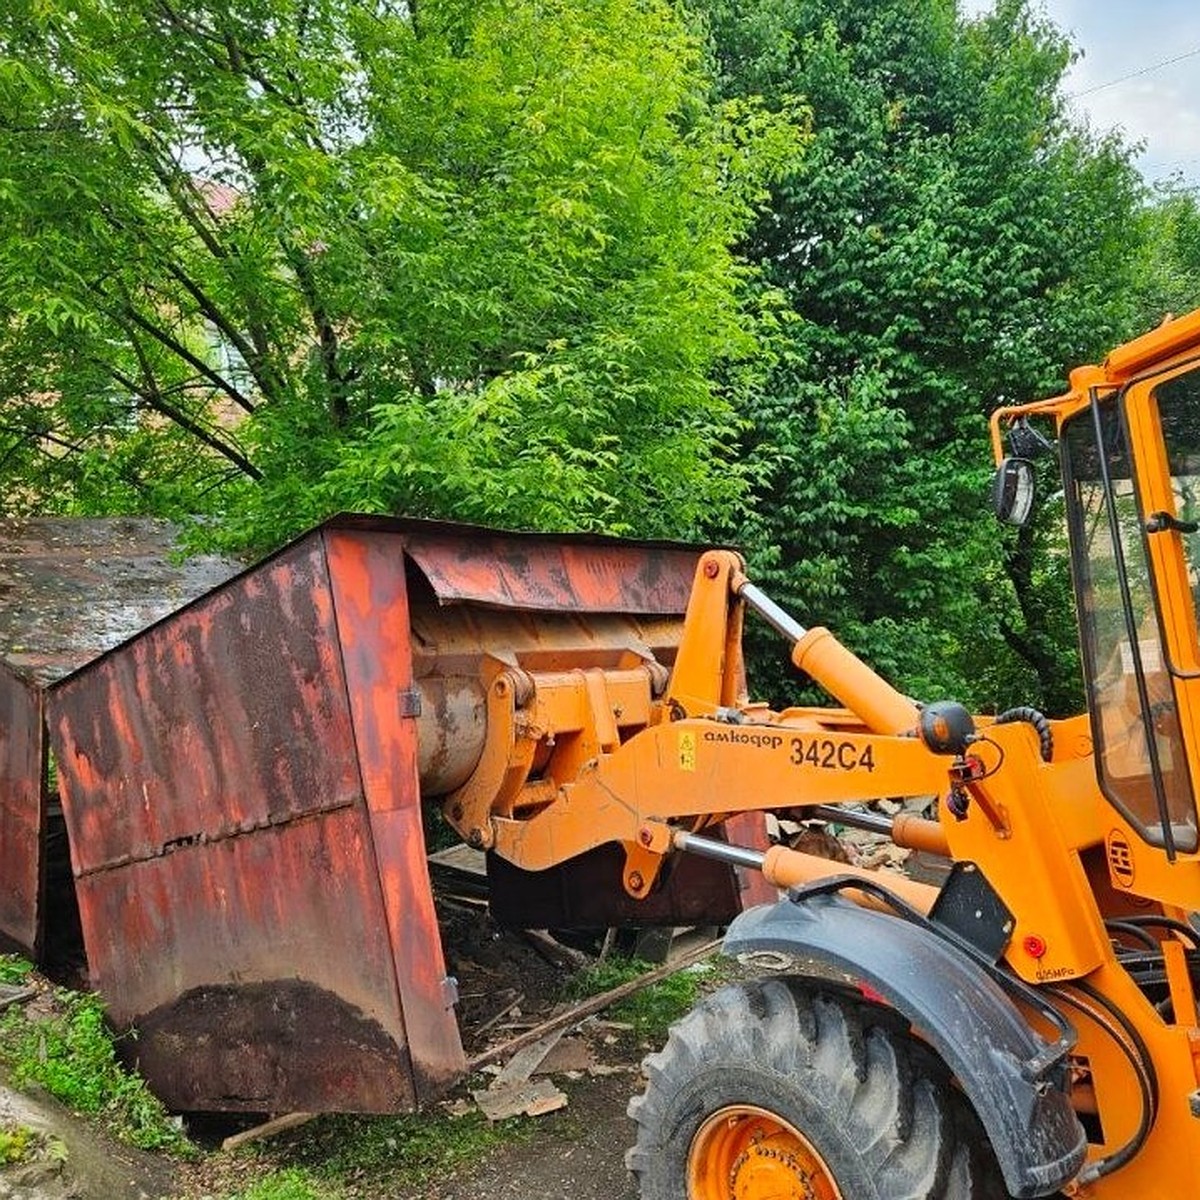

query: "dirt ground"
xmin=395 ymin=897 xmax=658 ymax=1200
xmin=0 ymin=974 xmax=650 ymax=1200
xmin=0 ymin=1066 xmax=644 ymax=1200
xmin=407 ymin=1072 xmax=640 ymax=1200
xmin=0 ymin=1079 xmax=176 ymax=1200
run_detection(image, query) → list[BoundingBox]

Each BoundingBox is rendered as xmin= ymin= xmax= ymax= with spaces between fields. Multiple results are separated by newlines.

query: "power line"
xmin=1148 ymin=154 xmax=1200 ymax=177
xmin=1069 ymin=45 xmax=1200 ymax=98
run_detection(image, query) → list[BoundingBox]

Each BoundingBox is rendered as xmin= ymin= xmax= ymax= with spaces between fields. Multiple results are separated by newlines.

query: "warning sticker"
xmin=678 ymin=731 xmax=696 ymax=772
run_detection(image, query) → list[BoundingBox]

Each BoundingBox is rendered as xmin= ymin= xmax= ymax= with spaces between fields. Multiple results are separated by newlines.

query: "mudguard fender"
xmin=723 ymin=894 xmax=1087 ymax=1199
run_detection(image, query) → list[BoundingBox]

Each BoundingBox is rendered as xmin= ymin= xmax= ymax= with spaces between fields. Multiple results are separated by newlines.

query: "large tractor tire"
xmin=627 ymin=978 xmax=1010 ymax=1200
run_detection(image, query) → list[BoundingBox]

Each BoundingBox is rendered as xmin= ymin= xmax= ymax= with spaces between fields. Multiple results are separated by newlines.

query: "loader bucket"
xmin=31 ymin=514 xmax=750 ymax=1115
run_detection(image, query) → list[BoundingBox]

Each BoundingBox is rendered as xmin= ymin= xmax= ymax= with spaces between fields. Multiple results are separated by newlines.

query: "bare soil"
xmin=407 ymin=1072 xmax=640 ymax=1200
xmin=399 ymin=900 xmax=653 ymax=1200
xmin=0 ymin=1079 xmax=177 ymax=1200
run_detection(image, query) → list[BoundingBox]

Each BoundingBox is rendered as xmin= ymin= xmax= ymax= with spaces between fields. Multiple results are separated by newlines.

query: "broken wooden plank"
xmin=221 ymin=1112 xmax=314 ymax=1152
xmin=521 ymin=929 xmax=591 ymax=971
xmin=428 ymin=843 xmax=488 ymax=876
xmin=472 ymin=1077 xmax=568 ymax=1122
xmin=492 ymin=1027 xmax=568 ymax=1089
xmin=0 ymin=986 xmax=37 ymax=1012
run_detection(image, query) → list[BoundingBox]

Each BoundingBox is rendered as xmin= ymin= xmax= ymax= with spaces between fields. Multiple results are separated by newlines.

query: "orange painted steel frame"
xmin=443 ymin=308 xmax=1200 ymax=1196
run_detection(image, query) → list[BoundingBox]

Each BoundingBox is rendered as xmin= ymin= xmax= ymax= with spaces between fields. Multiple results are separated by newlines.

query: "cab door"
xmin=1062 ymin=366 xmax=1200 ymax=856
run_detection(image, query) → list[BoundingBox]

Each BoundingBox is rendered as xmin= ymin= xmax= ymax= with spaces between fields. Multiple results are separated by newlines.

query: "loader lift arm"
xmin=431 ymin=547 xmax=1101 ymax=1195
xmin=442 ymin=548 xmax=952 ymax=899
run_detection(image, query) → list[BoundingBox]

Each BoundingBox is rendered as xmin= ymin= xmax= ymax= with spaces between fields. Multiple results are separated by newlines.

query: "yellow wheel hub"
xmin=687 ymin=1104 xmax=844 ymax=1200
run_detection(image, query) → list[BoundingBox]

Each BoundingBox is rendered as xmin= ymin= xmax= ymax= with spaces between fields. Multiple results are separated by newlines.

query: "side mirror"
xmin=992 ymin=457 xmax=1035 ymax=527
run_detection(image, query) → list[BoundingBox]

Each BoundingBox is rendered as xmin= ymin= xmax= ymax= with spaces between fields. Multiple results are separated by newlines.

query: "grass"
xmin=224 ymin=1167 xmax=330 ymax=1200
xmin=0 ymin=959 xmax=192 ymax=1155
xmin=211 ymin=1107 xmax=527 ymax=1200
xmin=565 ymin=954 xmax=715 ymax=1039
xmin=0 ymin=956 xmax=33 ymax=986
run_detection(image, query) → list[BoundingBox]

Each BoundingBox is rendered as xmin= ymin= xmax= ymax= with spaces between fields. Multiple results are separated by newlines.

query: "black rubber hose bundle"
xmin=995 ymin=706 xmax=1054 ymax=763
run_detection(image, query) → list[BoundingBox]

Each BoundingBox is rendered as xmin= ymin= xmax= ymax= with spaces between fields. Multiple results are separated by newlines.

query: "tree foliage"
xmin=0 ymin=0 xmax=801 ymax=548
xmin=1134 ymin=179 xmax=1200 ymax=329
xmin=5 ymin=0 xmax=1197 ymax=723
xmin=691 ymin=0 xmax=1149 ymax=712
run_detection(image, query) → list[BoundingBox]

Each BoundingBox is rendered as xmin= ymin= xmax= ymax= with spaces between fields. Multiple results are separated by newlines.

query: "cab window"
xmin=1062 ymin=394 xmax=1197 ymax=852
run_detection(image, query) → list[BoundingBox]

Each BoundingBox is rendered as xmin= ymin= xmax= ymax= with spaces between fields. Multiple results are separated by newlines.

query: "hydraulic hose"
xmin=994 ymin=706 xmax=1054 ymax=762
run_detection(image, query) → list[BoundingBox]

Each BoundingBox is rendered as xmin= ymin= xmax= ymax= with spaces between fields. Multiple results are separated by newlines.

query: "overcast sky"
xmin=962 ymin=0 xmax=1200 ymax=187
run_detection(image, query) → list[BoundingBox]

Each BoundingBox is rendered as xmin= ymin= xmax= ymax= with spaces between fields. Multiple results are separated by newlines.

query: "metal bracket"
xmin=929 ymin=861 xmax=1015 ymax=963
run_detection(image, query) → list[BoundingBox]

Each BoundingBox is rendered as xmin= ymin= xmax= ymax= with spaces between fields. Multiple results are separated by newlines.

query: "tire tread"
xmin=626 ymin=978 xmax=1013 ymax=1200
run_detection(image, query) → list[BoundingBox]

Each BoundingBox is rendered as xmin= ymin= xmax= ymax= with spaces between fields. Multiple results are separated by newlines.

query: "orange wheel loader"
xmin=611 ymin=308 xmax=1200 ymax=1199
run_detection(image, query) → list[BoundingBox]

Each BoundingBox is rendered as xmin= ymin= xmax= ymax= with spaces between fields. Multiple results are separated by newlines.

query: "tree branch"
xmin=162 ymin=261 xmax=281 ymax=400
xmin=134 ymin=145 xmax=283 ymax=395
xmin=0 ymin=422 xmax=88 ymax=455
xmin=105 ymin=361 xmax=263 ymax=481
xmin=117 ymin=304 xmax=258 ymax=415
xmin=284 ymin=245 xmax=350 ymax=424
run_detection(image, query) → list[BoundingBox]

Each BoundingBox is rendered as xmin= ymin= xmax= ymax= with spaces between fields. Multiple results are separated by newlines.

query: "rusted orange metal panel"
xmin=75 ymin=809 xmax=415 ymax=1111
xmin=49 ymin=534 xmax=430 ymax=1112
xmin=0 ymin=667 xmax=44 ymax=956
xmin=0 ymin=519 xmax=239 ymax=962
xmin=340 ymin=514 xmax=702 ymax=613
xmin=325 ymin=528 xmax=466 ymax=1103
xmin=723 ymin=811 xmax=778 ymax=909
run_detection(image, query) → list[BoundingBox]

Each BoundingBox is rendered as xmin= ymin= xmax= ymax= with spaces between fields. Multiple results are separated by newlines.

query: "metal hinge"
xmin=399 ymin=688 xmax=422 ymax=718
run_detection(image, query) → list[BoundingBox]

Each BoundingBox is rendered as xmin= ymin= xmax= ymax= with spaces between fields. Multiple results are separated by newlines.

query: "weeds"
xmin=0 ymin=956 xmax=33 ymax=986
xmin=565 ymin=955 xmax=713 ymax=1038
xmin=0 ymin=1120 xmax=67 ymax=1169
xmin=224 ymin=1167 xmax=334 ymax=1200
xmin=0 ymin=986 xmax=192 ymax=1154
xmin=247 ymin=1108 xmax=524 ymax=1198
xmin=0 ymin=1121 xmax=36 ymax=1164
xmin=209 ymin=1108 xmax=522 ymax=1200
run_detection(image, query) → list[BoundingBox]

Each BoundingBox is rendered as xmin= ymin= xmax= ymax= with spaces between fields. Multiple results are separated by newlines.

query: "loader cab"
xmin=1058 ymin=355 xmax=1200 ymax=857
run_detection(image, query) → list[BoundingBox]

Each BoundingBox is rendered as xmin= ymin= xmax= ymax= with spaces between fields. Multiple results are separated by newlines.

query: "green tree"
xmin=1133 ymin=178 xmax=1200 ymax=329
xmin=0 ymin=0 xmax=801 ymax=548
xmin=691 ymin=0 xmax=1146 ymax=713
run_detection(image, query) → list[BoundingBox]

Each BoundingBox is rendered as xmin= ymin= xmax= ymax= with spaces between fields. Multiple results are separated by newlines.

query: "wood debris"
xmin=534 ymin=1036 xmax=594 ymax=1075
xmin=0 ymin=985 xmax=37 ymax=1013
xmin=492 ymin=1028 xmax=568 ymax=1089
xmin=472 ymin=1077 xmax=568 ymax=1122
xmin=467 ymin=937 xmax=721 ymax=1073
xmin=475 ymin=992 xmax=525 ymax=1038
xmin=221 ymin=1112 xmax=314 ymax=1152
